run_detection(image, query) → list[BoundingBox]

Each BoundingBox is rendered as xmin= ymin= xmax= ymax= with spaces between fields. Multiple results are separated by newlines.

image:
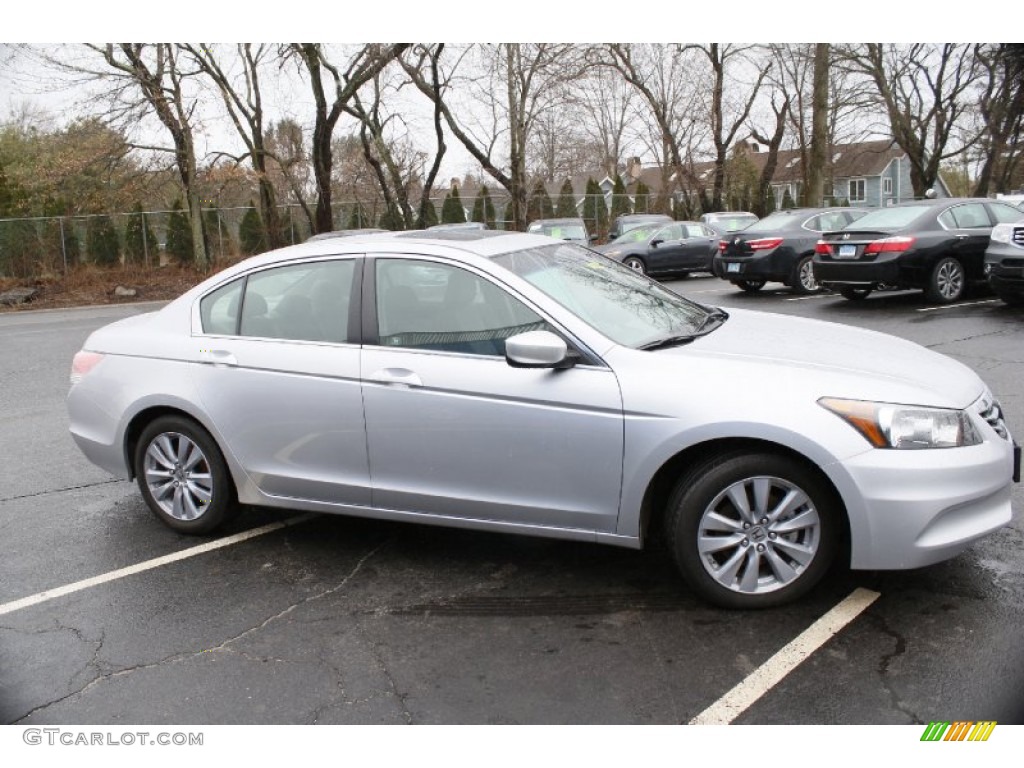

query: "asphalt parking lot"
xmin=1 ymin=278 xmax=1022 ymax=725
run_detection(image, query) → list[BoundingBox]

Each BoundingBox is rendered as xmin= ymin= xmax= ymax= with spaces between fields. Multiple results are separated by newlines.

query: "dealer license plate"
xmin=727 ymin=263 xmax=741 ymax=273
xmin=837 ymin=244 xmax=857 ymax=258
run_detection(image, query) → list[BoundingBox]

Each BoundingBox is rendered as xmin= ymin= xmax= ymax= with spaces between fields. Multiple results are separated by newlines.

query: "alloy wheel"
xmin=143 ymin=432 xmax=214 ymax=521
xmin=696 ymin=475 xmax=821 ymax=595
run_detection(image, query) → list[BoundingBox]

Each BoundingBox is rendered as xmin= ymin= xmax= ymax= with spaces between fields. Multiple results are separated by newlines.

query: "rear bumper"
xmin=813 ymin=256 xmax=902 ymax=286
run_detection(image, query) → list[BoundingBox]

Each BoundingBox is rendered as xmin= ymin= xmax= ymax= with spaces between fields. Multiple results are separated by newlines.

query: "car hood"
xmin=621 ymin=307 xmax=983 ymax=409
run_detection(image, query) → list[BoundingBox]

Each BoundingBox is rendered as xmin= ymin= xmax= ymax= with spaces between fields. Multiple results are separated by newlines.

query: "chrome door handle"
xmin=201 ymin=349 xmax=237 ymax=367
xmin=369 ymin=368 xmax=422 ymax=387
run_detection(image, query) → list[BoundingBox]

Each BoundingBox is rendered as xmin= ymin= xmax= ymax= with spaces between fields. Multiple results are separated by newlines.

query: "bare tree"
xmin=599 ymin=44 xmax=702 ymax=210
xmin=804 ymin=44 xmax=829 ymax=207
xmin=77 ymin=44 xmax=209 ymax=266
xmin=686 ymin=44 xmax=771 ymax=212
xmin=973 ymin=43 xmax=1024 ymax=196
xmin=402 ymin=43 xmax=585 ymax=230
xmin=287 ymin=43 xmax=409 ymax=234
xmin=749 ymin=92 xmax=790 ymax=215
xmin=838 ymin=43 xmax=982 ymax=197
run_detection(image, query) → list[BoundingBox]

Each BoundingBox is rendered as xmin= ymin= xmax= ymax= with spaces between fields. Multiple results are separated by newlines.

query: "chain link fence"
xmin=0 ymin=193 xmax=668 ymax=280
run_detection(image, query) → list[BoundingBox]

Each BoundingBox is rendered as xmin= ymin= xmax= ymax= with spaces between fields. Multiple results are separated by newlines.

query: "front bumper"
xmin=985 ymin=242 xmax=1024 ymax=295
xmin=834 ymin=436 xmax=1017 ymax=571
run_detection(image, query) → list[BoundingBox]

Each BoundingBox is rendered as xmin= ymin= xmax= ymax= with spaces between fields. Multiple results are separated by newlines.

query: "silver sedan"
xmin=67 ymin=231 xmax=1019 ymax=608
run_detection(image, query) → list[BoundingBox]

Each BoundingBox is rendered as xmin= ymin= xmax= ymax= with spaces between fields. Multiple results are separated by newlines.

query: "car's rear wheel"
xmin=791 ymin=255 xmax=819 ymax=294
xmin=735 ymin=279 xmax=765 ymax=293
xmin=840 ymin=286 xmax=873 ymax=301
xmin=623 ymin=256 xmax=647 ymax=275
xmin=925 ymin=257 xmax=966 ymax=304
xmin=663 ymin=452 xmax=839 ymax=609
xmin=135 ymin=415 xmax=237 ymax=534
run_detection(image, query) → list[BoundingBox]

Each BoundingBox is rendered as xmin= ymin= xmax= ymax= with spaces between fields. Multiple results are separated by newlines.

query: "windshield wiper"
xmin=638 ymin=334 xmax=699 ymax=351
xmin=694 ymin=307 xmax=729 ymax=333
xmin=638 ymin=308 xmax=729 ymax=351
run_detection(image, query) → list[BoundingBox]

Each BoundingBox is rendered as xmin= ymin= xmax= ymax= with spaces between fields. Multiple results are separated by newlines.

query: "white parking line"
xmin=785 ymin=294 xmax=835 ymax=302
xmin=0 ymin=513 xmax=316 ymax=618
xmin=916 ymin=299 xmax=1000 ymax=312
xmin=689 ymin=587 xmax=880 ymax=725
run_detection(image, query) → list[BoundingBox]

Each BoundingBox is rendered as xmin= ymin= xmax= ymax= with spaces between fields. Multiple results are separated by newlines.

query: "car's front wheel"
xmin=734 ymin=279 xmax=765 ymax=293
xmin=134 ymin=415 xmax=237 ymax=534
xmin=622 ymin=256 xmax=647 ymax=275
xmin=663 ymin=452 xmax=839 ymax=609
xmin=839 ymin=286 xmax=873 ymax=301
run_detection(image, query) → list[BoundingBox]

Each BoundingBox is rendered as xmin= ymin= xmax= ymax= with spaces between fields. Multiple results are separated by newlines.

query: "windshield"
xmin=494 ymin=243 xmax=711 ymax=348
xmin=609 ymin=223 xmax=663 ymax=245
xmin=843 ymin=206 xmax=929 ymax=230
xmin=709 ymin=214 xmax=757 ymax=232
xmin=535 ymin=223 xmax=587 ymax=240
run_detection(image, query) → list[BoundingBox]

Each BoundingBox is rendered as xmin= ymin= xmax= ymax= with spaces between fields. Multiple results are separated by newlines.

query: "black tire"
xmin=134 ymin=415 xmax=237 ymax=534
xmin=995 ymin=290 xmax=1024 ymax=307
xmin=735 ymin=279 xmax=765 ymax=293
xmin=840 ymin=286 xmax=873 ymax=301
xmin=663 ymin=452 xmax=839 ymax=609
xmin=924 ymin=256 xmax=965 ymax=304
xmin=622 ymin=256 xmax=647 ymax=275
xmin=790 ymin=255 xmax=820 ymax=295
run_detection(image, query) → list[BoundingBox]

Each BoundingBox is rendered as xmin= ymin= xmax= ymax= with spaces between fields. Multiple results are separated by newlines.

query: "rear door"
xmin=192 ymin=257 xmax=370 ymax=505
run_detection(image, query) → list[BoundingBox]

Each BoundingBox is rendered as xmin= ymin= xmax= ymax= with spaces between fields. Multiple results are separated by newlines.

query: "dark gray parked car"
xmin=985 ymin=220 xmax=1024 ymax=306
xmin=596 ymin=220 xmax=719 ymax=277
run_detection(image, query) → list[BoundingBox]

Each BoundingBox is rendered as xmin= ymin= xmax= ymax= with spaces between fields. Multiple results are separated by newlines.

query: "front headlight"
xmin=989 ymin=223 xmax=1013 ymax=244
xmin=819 ymin=397 xmax=982 ymax=449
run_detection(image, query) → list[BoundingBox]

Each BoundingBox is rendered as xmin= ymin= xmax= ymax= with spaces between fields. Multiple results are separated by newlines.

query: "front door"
xmin=361 ymin=257 xmax=625 ymax=533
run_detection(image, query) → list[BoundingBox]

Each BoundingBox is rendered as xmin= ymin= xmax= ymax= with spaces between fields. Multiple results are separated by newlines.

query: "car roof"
xmin=529 ymin=217 xmax=585 ymax=225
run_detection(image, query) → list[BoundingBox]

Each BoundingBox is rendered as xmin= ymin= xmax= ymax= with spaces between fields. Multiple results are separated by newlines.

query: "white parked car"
xmin=68 ymin=231 xmax=1019 ymax=608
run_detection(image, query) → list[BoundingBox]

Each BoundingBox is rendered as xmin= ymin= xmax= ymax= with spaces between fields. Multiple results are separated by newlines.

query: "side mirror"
xmin=650 ymin=239 xmax=663 ymax=248
xmin=505 ymin=330 xmax=577 ymax=369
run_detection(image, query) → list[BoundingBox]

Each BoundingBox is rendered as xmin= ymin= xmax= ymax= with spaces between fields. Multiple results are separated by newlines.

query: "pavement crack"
xmin=870 ymin=614 xmax=921 ymax=725
xmin=9 ymin=541 xmax=387 ymax=724
xmin=0 ymin=478 xmax=125 ymax=504
xmin=205 ymin=538 xmax=390 ymax=653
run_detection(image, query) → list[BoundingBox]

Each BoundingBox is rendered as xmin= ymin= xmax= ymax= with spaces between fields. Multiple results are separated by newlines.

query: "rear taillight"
xmin=746 ymin=238 xmax=783 ymax=251
xmin=814 ymin=240 xmax=832 ymax=255
xmin=718 ymin=240 xmax=728 ymax=252
xmin=864 ymin=236 xmax=915 ymax=255
xmin=70 ymin=351 xmax=104 ymax=385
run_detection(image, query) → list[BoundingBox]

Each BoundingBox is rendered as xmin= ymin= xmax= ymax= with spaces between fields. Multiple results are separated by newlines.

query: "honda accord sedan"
xmin=715 ymin=207 xmax=869 ymax=294
xmin=813 ymin=197 xmax=1024 ymax=303
xmin=68 ymin=231 xmax=1020 ymax=609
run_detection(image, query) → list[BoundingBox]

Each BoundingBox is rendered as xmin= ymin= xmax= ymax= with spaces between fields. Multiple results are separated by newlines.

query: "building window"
xmin=849 ymin=178 xmax=866 ymax=203
xmin=883 ymin=177 xmax=893 ymax=196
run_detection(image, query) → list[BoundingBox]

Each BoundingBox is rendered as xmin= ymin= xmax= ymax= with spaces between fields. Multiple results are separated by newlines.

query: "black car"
xmin=985 ymin=220 xmax=1024 ymax=306
xmin=595 ymin=220 xmax=719 ymax=277
xmin=813 ymin=198 xmax=1024 ymax=303
xmin=715 ymin=207 xmax=868 ymax=294
xmin=607 ymin=213 xmax=673 ymax=242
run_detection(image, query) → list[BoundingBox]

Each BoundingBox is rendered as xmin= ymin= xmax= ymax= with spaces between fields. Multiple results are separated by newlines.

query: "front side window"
xmin=849 ymin=178 xmax=866 ymax=203
xmin=988 ymin=202 xmax=1024 ymax=224
xmin=240 ymin=259 xmax=356 ymax=343
xmin=375 ymin=260 xmax=549 ymax=356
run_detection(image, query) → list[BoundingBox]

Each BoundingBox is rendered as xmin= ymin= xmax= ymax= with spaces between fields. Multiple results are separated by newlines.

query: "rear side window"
xmin=200 ymin=278 xmax=244 ymax=336
xmin=948 ymin=204 xmax=990 ymax=229
xmin=241 ymin=260 xmax=356 ymax=343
